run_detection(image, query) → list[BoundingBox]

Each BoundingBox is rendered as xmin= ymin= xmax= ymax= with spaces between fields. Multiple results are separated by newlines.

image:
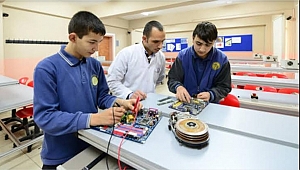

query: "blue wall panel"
xmin=163 ymin=38 xmax=188 ymax=52
xmin=215 ymin=34 xmax=252 ymax=51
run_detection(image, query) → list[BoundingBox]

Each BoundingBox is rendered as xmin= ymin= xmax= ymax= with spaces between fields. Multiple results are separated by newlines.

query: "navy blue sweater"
xmin=167 ymin=46 xmax=231 ymax=103
xmin=33 ymin=46 xmax=116 ymax=165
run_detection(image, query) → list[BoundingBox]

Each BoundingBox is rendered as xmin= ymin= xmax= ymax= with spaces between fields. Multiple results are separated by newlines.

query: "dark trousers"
xmin=42 ymin=164 xmax=60 ymax=170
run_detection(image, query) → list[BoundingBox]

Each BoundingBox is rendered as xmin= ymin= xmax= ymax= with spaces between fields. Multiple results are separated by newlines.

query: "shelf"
xmin=231 ymin=75 xmax=299 ymax=89
xmin=231 ymin=65 xmax=299 ymax=73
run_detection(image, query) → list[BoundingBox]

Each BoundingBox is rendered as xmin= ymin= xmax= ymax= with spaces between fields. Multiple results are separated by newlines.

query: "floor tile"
xmin=10 ymin=158 xmax=41 ymax=170
xmin=0 ymin=143 xmax=30 ymax=170
xmin=0 ymin=111 xmax=11 ymax=119
xmin=31 ymin=154 xmax=43 ymax=169
xmin=0 ymin=110 xmax=42 ymax=170
xmin=0 ymin=133 xmax=14 ymax=148
xmin=23 ymin=140 xmax=42 ymax=158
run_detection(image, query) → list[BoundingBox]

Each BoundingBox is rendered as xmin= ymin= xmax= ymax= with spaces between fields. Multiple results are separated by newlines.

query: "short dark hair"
xmin=143 ymin=20 xmax=164 ymax=38
xmin=193 ymin=21 xmax=218 ymax=43
xmin=68 ymin=11 xmax=106 ymax=39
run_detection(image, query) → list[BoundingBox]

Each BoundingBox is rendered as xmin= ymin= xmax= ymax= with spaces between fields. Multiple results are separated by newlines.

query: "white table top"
xmin=79 ymin=117 xmax=298 ymax=169
xmin=57 ymin=146 xmax=119 ymax=170
xmin=229 ymin=58 xmax=264 ymax=61
xmin=231 ymin=65 xmax=299 ymax=73
xmin=0 ymin=84 xmax=33 ymax=113
xmin=231 ymin=88 xmax=299 ymax=105
xmin=230 ymin=60 xmax=278 ymax=65
xmin=78 ymin=92 xmax=299 ymax=169
xmin=141 ymin=93 xmax=177 ymax=117
xmin=198 ymin=103 xmax=299 ymax=147
xmin=231 ymin=75 xmax=299 ymax=88
xmin=230 ymin=88 xmax=299 ymax=116
xmin=142 ymin=93 xmax=299 ymax=147
xmin=0 ymin=83 xmax=35 ymax=158
xmin=0 ymin=75 xmax=19 ymax=87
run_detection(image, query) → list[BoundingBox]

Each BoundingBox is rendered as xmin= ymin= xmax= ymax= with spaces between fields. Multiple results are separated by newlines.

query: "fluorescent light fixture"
xmin=141 ymin=11 xmax=155 ymax=16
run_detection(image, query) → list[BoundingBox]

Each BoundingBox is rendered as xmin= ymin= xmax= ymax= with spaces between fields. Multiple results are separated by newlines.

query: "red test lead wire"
xmin=117 ymin=96 xmax=140 ymax=170
xmin=132 ymin=96 xmax=140 ymax=113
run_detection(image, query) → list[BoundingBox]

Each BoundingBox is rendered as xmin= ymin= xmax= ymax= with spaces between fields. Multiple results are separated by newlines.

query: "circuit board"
xmin=169 ymin=99 xmax=208 ymax=115
xmin=92 ymin=108 xmax=162 ymax=144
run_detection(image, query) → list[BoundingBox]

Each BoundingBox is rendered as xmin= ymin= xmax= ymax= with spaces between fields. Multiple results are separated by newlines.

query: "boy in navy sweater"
xmin=167 ymin=21 xmax=231 ymax=103
xmin=33 ymin=11 xmax=141 ymax=169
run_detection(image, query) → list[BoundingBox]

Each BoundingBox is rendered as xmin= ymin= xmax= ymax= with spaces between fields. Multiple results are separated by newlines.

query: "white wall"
xmin=131 ymin=29 xmax=142 ymax=45
xmin=295 ymin=2 xmax=299 ymax=60
xmin=1 ymin=3 xmax=131 ymax=78
xmin=129 ymin=2 xmax=295 ymax=56
xmin=272 ymin=15 xmax=284 ymax=61
xmin=0 ymin=3 xmax=4 ymax=74
xmin=3 ymin=7 xmax=69 ymax=60
xmin=1 ymin=1 xmax=298 ymax=78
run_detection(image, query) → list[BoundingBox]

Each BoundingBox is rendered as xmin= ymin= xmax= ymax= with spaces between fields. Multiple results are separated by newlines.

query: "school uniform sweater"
xmin=167 ymin=46 xmax=231 ymax=103
xmin=33 ymin=46 xmax=116 ymax=165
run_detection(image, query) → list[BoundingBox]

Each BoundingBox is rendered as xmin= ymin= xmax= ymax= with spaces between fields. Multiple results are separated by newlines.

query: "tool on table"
xmin=157 ymin=96 xmax=175 ymax=106
xmin=157 ymin=99 xmax=174 ymax=106
xmin=157 ymin=96 xmax=172 ymax=102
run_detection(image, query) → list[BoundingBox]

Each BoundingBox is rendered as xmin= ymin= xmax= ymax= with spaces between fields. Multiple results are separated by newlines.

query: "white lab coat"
xmin=107 ymin=43 xmax=166 ymax=99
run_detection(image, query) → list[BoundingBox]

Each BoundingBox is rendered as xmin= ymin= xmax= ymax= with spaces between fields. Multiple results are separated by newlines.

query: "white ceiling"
xmin=94 ymin=0 xmax=298 ymax=20
xmin=3 ymin=0 xmax=298 ymax=21
xmin=120 ymin=0 xmax=236 ymax=20
xmin=3 ymin=0 xmax=242 ymax=20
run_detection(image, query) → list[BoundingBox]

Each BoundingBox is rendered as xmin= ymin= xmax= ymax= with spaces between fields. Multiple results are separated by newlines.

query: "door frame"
xmin=105 ymin=33 xmax=115 ymax=60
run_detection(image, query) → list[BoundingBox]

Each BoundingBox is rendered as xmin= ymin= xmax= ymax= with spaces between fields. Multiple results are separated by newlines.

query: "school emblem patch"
xmin=91 ymin=75 xmax=98 ymax=86
xmin=212 ymin=62 xmax=220 ymax=70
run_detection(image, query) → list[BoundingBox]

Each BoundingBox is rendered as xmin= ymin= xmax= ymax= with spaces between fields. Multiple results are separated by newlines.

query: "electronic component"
xmin=92 ymin=108 xmax=162 ymax=144
xmin=251 ymin=93 xmax=258 ymax=101
xmin=272 ymin=56 xmax=278 ymax=62
xmin=262 ymin=55 xmax=277 ymax=62
xmin=168 ymin=112 xmax=209 ymax=149
xmin=280 ymin=59 xmax=299 ymax=70
xmin=169 ymin=98 xmax=208 ymax=115
xmin=253 ymin=53 xmax=263 ymax=59
xmin=262 ymin=55 xmax=273 ymax=62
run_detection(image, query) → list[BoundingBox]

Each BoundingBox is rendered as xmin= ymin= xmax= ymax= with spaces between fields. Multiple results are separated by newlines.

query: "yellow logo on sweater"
xmin=212 ymin=62 xmax=220 ymax=70
xmin=91 ymin=75 xmax=98 ymax=86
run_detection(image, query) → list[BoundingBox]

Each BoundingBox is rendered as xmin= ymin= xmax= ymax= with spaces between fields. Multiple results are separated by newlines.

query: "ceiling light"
xmin=141 ymin=11 xmax=155 ymax=16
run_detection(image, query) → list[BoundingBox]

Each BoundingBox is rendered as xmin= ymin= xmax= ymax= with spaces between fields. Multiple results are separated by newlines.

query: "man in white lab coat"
xmin=107 ymin=20 xmax=166 ymax=100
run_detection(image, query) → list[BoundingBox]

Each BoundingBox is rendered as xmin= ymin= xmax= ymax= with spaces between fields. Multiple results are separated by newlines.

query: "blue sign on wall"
xmin=215 ymin=34 xmax=252 ymax=51
xmin=162 ymin=38 xmax=188 ymax=52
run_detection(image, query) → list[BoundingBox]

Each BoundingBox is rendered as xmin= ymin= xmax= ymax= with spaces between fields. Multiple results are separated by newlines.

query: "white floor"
xmin=0 ymin=81 xmax=174 ymax=170
xmin=0 ymin=111 xmax=43 ymax=170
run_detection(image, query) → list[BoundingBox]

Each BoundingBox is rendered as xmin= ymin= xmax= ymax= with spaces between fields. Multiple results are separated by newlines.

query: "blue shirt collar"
xmin=58 ymin=45 xmax=86 ymax=67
